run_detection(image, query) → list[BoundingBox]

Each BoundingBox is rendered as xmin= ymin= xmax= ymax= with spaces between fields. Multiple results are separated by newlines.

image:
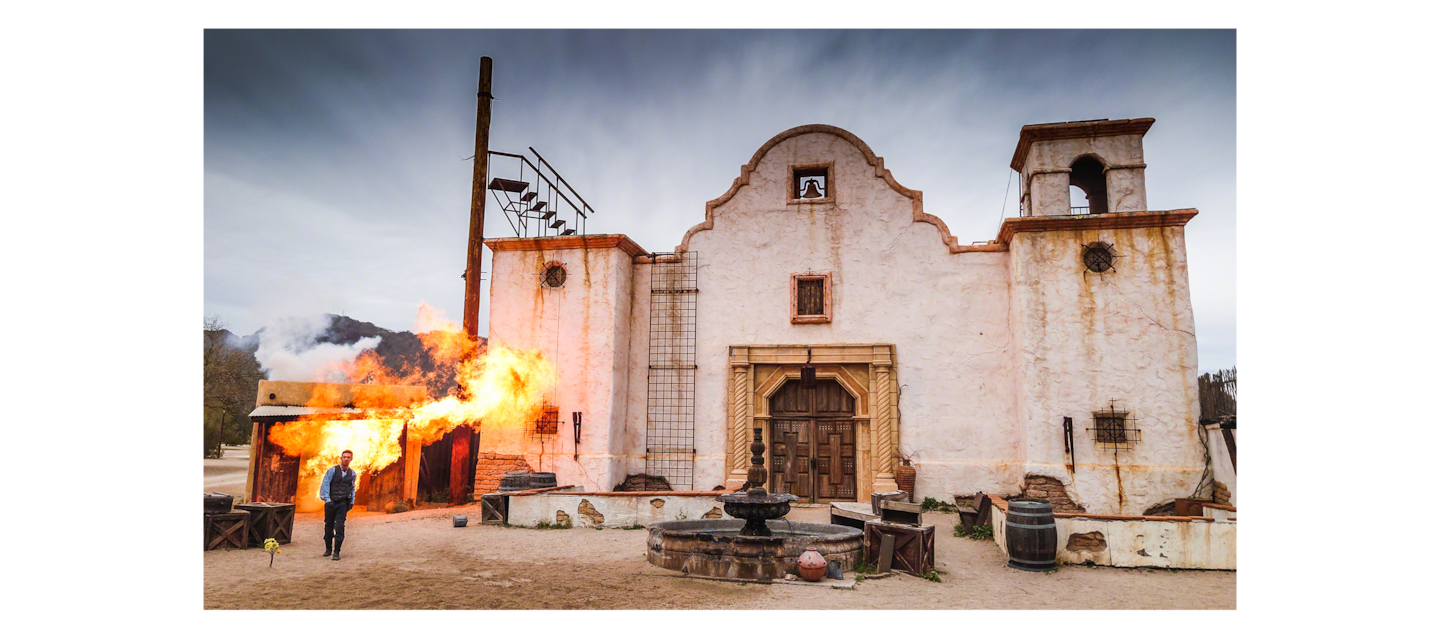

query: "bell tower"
xmin=1010 ymin=118 xmax=1154 ymax=217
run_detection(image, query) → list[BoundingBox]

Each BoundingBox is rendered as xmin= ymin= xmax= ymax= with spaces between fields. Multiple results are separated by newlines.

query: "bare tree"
xmin=204 ymin=316 xmax=262 ymax=457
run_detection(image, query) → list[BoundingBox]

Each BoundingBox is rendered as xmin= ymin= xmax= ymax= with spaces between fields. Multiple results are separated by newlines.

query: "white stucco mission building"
xmin=480 ymin=119 xmax=1203 ymax=516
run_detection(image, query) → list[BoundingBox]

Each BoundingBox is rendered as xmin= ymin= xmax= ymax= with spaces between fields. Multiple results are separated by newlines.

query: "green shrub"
xmin=954 ymin=523 xmax=994 ymax=541
xmin=921 ymin=497 xmax=956 ymax=513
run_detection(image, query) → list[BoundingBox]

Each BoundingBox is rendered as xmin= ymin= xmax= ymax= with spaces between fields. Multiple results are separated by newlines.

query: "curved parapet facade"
xmin=486 ymin=120 xmax=1204 ymax=515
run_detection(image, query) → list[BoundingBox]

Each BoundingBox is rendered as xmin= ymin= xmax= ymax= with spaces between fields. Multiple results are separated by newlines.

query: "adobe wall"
xmin=485 ymin=241 xmax=636 ymax=490
xmin=1007 ymin=225 xmax=1204 ymax=515
xmin=643 ymin=126 xmax=1024 ymax=500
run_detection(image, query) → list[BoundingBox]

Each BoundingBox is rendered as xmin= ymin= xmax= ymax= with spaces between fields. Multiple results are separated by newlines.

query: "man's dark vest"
xmin=329 ymin=466 xmax=356 ymax=502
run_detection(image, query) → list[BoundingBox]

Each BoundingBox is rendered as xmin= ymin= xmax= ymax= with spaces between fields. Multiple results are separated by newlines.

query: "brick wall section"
xmin=472 ymin=453 xmax=534 ymax=496
xmin=1022 ymin=474 xmax=1086 ymax=514
xmin=1212 ymin=480 xmax=1232 ymax=505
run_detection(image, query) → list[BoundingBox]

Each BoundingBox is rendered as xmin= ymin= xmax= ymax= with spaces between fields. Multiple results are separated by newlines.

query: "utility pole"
xmin=463 ymin=56 xmax=492 ymax=342
xmin=454 ymin=56 xmax=492 ymax=506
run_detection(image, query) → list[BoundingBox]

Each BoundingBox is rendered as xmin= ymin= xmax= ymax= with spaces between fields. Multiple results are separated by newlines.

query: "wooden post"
xmin=449 ymin=425 xmax=473 ymax=504
xmin=463 ymin=56 xmax=492 ymax=342
xmin=455 ymin=57 xmax=493 ymax=504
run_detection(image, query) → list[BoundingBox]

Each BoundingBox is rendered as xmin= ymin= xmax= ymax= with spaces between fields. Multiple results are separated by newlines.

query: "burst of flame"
xmin=265 ymin=305 xmax=555 ymax=480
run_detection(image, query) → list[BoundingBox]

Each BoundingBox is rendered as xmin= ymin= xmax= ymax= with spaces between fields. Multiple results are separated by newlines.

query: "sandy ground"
xmin=204 ymin=449 xmax=1235 ymax=610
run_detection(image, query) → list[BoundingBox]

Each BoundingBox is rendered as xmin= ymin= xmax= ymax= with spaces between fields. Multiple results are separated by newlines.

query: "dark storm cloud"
xmin=205 ymin=29 xmax=1234 ymax=370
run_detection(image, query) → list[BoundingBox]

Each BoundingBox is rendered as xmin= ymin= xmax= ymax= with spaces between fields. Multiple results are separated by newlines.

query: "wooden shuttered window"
xmin=790 ymin=272 xmax=831 ymax=324
xmin=797 ymin=278 xmax=824 ymax=316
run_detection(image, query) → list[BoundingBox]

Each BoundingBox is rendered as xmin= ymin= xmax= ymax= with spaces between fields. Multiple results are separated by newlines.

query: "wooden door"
xmin=768 ymin=379 xmax=858 ymax=503
xmin=362 ymin=426 xmax=407 ymax=510
xmin=770 ymin=418 xmax=811 ymax=500
xmin=815 ymin=419 xmax=857 ymax=500
xmin=255 ymin=422 xmax=300 ymax=503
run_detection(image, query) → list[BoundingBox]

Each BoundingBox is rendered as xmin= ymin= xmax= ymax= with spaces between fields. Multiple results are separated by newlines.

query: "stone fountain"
xmin=645 ymin=427 xmax=863 ymax=580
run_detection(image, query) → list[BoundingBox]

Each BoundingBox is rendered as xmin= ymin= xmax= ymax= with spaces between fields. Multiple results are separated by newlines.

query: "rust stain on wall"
xmin=1113 ymin=450 xmax=1126 ymax=510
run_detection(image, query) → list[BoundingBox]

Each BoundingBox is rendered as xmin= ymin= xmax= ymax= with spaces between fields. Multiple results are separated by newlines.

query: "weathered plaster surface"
xmin=1021 ymin=134 xmax=1147 ymax=216
xmin=672 ymin=127 xmax=1020 ymax=499
xmin=991 ymin=504 xmax=1235 ymax=570
xmin=506 ymin=492 xmax=731 ymax=528
xmin=1008 ymin=225 xmax=1203 ymax=515
xmin=486 ymin=243 xmax=634 ymax=490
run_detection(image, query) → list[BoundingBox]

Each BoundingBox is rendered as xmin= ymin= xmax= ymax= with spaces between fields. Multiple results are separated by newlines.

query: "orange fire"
xmin=266 ymin=304 xmax=555 ymax=479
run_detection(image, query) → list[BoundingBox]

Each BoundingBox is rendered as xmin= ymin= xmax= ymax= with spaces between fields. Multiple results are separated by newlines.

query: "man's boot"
xmin=332 ymin=539 xmax=342 ymax=561
xmin=322 ymin=540 xmax=332 ymax=558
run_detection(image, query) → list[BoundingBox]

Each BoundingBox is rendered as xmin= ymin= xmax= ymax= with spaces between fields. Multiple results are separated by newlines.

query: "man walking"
xmin=319 ymin=450 xmax=357 ymax=561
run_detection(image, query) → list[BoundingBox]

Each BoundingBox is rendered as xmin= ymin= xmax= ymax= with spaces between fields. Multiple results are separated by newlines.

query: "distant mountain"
xmin=223 ymin=315 xmax=485 ymax=397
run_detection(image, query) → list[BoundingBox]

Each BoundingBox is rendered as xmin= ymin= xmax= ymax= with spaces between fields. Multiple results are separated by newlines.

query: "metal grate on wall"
xmin=646 ymin=251 xmax=698 ymax=489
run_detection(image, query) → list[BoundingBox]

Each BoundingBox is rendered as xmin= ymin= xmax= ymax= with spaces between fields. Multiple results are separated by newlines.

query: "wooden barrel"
xmin=530 ymin=472 xmax=557 ymax=489
xmin=1004 ymin=499 xmax=1057 ymax=572
xmin=499 ymin=471 xmax=531 ymax=492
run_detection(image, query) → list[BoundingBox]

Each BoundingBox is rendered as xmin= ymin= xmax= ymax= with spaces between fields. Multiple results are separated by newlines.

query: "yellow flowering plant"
xmin=263 ymin=538 xmax=281 ymax=568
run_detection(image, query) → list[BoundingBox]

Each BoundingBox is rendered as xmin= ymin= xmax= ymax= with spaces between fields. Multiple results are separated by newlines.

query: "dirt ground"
xmin=203 ymin=447 xmax=1235 ymax=610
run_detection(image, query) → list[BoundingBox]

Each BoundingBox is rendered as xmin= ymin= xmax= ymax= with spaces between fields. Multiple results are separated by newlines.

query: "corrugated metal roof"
xmin=248 ymin=405 xmax=367 ymax=418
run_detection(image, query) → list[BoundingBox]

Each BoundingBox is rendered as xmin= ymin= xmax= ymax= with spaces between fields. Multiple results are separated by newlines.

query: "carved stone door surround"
xmin=725 ymin=344 xmax=899 ymax=501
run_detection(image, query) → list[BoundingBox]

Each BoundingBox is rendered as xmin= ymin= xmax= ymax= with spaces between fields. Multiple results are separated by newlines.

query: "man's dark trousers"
xmin=323 ymin=498 xmax=352 ymax=554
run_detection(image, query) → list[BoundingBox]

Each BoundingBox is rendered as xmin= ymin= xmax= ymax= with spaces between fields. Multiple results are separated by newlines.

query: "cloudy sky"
xmin=205 ymin=30 xmax=1235 ymax=371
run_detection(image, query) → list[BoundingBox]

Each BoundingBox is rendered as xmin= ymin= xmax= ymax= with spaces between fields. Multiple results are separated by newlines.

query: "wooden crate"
xmin=204 ymin=492 xmax=234 ymax=515
xmin=234 ymin=502 xmax=296 ymax=546
xmin=863 ymin=521 xmax=935 ymax=577
xmin=480 ymin=493 xmax=507 ymax=525
xmin=879 ymin=499 xmax=922 ymax=525
xmin=204 ymin=511 xmax=251 ymax=551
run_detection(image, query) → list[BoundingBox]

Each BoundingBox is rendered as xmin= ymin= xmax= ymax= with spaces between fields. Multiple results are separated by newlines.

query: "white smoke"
xmin=254 ymin=315 xmax=380 ymax=382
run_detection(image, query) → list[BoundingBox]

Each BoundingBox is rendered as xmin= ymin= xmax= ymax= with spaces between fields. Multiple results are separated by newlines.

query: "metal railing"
xmin=485 ymin=148 xmax=593 ymax=238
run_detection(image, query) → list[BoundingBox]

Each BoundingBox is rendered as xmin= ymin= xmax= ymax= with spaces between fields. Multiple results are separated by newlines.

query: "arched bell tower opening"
xmin=1068 ymin=155 xmax=1108 ymax=215
xmin=1011 ymin=118 xmax=1153 ymax=218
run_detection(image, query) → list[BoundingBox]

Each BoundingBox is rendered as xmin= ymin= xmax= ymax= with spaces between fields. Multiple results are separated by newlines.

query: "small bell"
xmin=800 ymin=178 xmax=823 ymax=199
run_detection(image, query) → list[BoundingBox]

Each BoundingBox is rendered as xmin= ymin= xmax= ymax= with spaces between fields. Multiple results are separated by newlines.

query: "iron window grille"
xmin=541 ymin=262 xmax=567 ymax=288
xmin=532 ymin=404 xmax=559 ymax=438
xmin=1082 ymin=242 xmax=1116 ymax=273
xmin=1087 ymin=405 xmax=1140 ymax=452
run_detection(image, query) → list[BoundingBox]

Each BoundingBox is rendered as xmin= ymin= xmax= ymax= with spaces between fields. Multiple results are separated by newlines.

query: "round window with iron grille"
xmin=542 ymin=263 xmax=567 ymax=288
xmin=1082 ymin=242 xmax=1115 ymax=273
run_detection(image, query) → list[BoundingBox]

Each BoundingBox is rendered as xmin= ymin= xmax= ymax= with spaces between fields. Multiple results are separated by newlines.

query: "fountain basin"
xmin=646 ymin=520 xmax=863 ymax=581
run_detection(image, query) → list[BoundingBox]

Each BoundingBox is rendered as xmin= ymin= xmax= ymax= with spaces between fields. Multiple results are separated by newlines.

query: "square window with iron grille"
xmin=791 ymin=272 xmax=832 ymax=324
xmin=1087 ymin=406 xmax=1140 ymax=451
xmin=532 ymin=404 xmax=559 ymax=437
xmin=541 ymin=261 xmax=567 ymax=288
xmin=789 ymin=162 xmax=834 ymax=204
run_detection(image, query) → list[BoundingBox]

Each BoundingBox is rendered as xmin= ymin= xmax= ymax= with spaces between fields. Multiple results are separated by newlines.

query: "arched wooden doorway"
xmin=768 ymin=379 xmax=857 ymax=503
